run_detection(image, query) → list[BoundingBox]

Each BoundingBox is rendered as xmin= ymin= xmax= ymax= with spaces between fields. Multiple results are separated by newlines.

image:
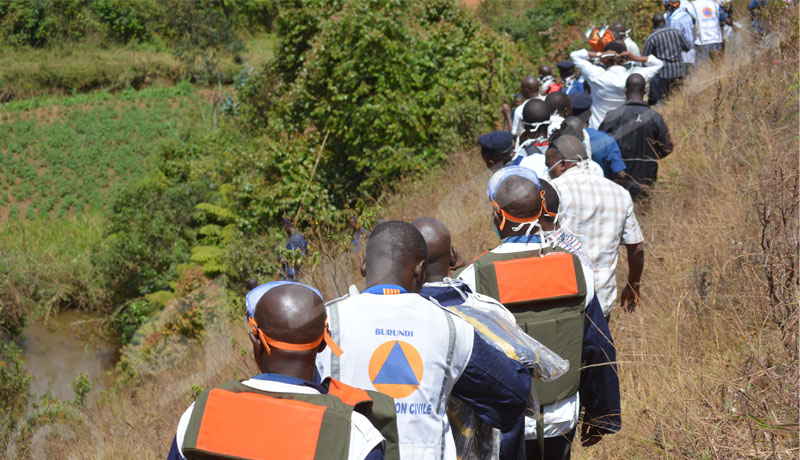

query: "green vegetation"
xmin=100 ymin=0 xmax=529 ymax=312
xmin=0 ymin=81 xmax=209 ymax=221
xmin=474 ymin=0 xmax=661 ymax=61
xmin=0 ymin=0 xmax=276 ymax=48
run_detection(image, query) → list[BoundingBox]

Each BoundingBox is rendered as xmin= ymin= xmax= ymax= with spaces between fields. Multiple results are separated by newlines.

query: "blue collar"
xmin=503 ymin=234 xmax=542 ymax=244
xmin=251 ymin=370 xmax=327 ymax=393
xmin=363 ymin=284 xmax=407 ymax=295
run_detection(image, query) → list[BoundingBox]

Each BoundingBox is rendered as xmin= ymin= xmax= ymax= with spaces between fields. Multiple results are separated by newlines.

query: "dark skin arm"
xmin=500 ymin=102 xmax=513 ymax=131
xmin=621 ymin=242 xmax=644 ymax=312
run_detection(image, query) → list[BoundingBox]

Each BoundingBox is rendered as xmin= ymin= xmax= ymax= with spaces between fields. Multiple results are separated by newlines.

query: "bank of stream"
xmin=21 ymin=309 xmax=119 ymax=402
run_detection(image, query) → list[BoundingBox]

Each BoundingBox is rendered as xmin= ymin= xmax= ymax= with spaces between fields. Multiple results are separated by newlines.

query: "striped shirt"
xmin=552 ymin=166 xmax=644 ymax=316
xmin=643 ymin=25 xmax=692 ymax=79
xmin=666 ymin=7 xmax=696 ymax=64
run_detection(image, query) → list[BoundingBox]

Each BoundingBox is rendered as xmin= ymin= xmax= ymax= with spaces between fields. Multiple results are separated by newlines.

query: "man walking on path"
xmin=317 ymin=221 xmax=531 ymax=460
xmin=546 ymin=135 xmax=645 ymax=318
xmin=599 ymin=74 xmax=673 ymax=201
xmin=643 ymin=13 xmax=692 ymax=104
xmin=664 ymin=1 xmax=697 ymax=69
xmin=570 ymin=42 xmax=663 ymax=128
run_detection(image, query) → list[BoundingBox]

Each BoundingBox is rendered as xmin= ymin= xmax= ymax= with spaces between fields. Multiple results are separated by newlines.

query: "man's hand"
xmin=500 ymin=102 xmax=511 ymax=116
xmin=581 ymin=423 xmax=605 ymax=447
xmin=620 ymin=282 xmax=640 ymax=312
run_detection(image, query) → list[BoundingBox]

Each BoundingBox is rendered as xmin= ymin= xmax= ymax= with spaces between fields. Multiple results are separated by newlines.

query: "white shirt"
xmin=570 ymin=49 xmax=663 ymax=129
xmin=175 ymin=378 xmax=385 ymax=460
xmin=624 ymin=36 xmax=641 ymax=56
xmin=458 ymin=239 xmax=595 ymax=438
xmin=511 ymin=98 xmax=532 ymax=136
xmin=552 ymin=166 xmax=644 ymax=316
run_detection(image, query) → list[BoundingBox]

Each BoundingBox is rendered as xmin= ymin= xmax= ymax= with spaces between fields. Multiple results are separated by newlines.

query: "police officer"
xmin=317 ymin=221 xmax=531 ymax=460
xmin=479 ymin=130 xmax=518 ymax=170
xmin=167 ymin=282 xmax=399 ymax=460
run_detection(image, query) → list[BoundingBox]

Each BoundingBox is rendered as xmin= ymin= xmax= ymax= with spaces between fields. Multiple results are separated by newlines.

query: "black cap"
xmin=570 ymin=92 xmax=593 ymax=112
xmin=557 ymin=60 xmax=574 ymax=72
xmin=478 ymin=131 xmax=514 ymax=157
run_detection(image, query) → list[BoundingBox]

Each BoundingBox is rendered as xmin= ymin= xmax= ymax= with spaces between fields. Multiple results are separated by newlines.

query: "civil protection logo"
xmin=702 ymin=7 xmax=712 ymax=18
xmin=368 ymin=340 xmax=424 ymax=399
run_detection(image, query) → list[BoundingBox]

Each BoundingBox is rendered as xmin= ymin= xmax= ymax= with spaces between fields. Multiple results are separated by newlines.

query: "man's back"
xmin=599 ymin=101 xmax=672 ymax=186
xmin=318 ymin=290 xmax=526 ymax=460
xmin=569 ymin=49 xmax=663 ymax=128
xmin=552 ymin=167 xmax=643 ymax=316
xmin=643 ymin=26 xmax=692 ymax=79
xmin=687 ymin=0 xmax=723 ymax=45
xmin=170 ymin=375 xmax=386 ymax=460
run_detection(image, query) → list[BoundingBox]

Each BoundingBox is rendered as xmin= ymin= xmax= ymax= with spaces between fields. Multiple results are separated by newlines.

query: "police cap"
xmin=478 ymin=131 xmax=514 ymax=157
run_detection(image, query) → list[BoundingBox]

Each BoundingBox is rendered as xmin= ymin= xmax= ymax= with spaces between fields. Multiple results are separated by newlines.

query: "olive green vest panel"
xmin=472 ymin=249 xmax=586 ymax=406
xmin=358 ymin=389 xmax=400 ymax=460
xmin=182 ymin=380 xmax=353 ymax=460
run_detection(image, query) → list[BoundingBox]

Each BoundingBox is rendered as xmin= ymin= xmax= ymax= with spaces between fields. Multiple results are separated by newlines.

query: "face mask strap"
xmin=248 ymin=316 xmax=343 ymax=357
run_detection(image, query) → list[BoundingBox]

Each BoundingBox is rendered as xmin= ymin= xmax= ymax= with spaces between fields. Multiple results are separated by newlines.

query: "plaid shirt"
xmin=643 ymin=25 xmax=692 ymax=79
xmin=552 ymin=166 xmax=644 ymax=315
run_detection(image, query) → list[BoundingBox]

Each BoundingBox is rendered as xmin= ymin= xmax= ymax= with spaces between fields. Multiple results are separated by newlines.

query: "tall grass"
xmin=25 ymin=9 xmax=798 ymax=460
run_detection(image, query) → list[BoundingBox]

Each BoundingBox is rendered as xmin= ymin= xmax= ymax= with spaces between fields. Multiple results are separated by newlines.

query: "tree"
xmin=165 ymin=0 xmax=245 ymax=129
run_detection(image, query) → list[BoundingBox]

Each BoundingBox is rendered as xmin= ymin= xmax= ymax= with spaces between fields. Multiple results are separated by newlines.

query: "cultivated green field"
xmin=0 ymin=82 xmax=211 ymax=221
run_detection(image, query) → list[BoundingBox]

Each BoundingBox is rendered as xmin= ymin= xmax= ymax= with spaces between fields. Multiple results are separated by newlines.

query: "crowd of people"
xmin=162 ymin=2 xmax=790 ymax=460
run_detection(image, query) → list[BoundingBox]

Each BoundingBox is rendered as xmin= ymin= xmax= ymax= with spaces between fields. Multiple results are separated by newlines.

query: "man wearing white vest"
xmin=687 ymin=0 xmax=724 ymax=60
xmin=317 ymin=221 xmax=531 ymax=460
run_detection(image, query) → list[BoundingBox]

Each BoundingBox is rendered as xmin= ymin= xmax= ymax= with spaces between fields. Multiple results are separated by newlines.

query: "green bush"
xmin=97 ymin=176 xmax=210 ymax=301
xmin=0 ymin=340 xmax=30 ymax=451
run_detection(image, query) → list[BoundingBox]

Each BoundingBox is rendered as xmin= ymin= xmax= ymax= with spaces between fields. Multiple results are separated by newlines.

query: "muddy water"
xmin=22 ymin=309 xmax=118 ymax=401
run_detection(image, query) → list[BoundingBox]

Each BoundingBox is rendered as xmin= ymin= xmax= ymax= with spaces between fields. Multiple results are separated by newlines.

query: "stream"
xmin=21 ymin=309 xmax=118 ymax=402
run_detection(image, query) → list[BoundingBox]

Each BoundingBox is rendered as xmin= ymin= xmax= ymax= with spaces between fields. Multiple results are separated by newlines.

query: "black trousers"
xmin=525 ymin=428 xmax=577 ymax=460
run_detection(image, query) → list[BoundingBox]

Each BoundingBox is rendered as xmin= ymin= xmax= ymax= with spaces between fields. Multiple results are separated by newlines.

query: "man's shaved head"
xmin=545 ymin=91 xmax=572 ymax=117
xmin=539 ymin=65 xmax=552 ymax=77
xmin=521 ymin=76 xmax=539 ymax=99
xmin=412 ymin=218 xmax=450 ymax=264
xmin=412 ymin=217 xmax=454 ymax=282
xmin=563 ymin=116 xmax=584 ymax=136
xmin=610 ymin=22 xmax=627 ymax=39
xmin=522 ymin=99 xmax=554 ymax=124
xmin=364 ymin=221 xmax=428 ymax=291
xmin=626 ymin=73 xmax=646 ymax=96
xmin=551 ymin=134 xmax=587 ymax=161
xmin=495 ymin=176 xmax=542 ymax=221
xmin=249 ymin=283 xmax=327 ymax=379
xmin=254 ymin=284 xmax=325 ymax=345
xmin=652 ymin=13 xmax=666 ymax=28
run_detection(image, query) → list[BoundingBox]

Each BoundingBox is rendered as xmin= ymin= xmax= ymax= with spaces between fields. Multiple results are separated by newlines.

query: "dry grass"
xmin=27 ymin=11 xmax=798 ymax=460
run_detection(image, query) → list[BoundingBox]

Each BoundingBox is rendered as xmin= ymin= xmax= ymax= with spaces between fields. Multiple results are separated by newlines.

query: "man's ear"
xmin=249 ymin=332 xmax=264 ymax=370
xmin=449 ymin=246 xmax=458 ymax=268
xmin=360 ymin=257 xmax=367 ymax=278
xmin=413 ymin=259 xmax=428 ymax=292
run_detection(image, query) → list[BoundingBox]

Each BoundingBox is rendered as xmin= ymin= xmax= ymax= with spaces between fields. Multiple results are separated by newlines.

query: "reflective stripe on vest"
xmin=182 ymin=381 xmax=352 ymax=460
xmin=472 ymin=249 xmax=586 ymax=406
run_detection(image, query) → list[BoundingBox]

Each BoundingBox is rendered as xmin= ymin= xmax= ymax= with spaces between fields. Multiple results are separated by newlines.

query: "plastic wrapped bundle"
xmin=446 ymin=397 xmax=500 ymax=460
xmin=445 ymin=293 xmax=569 ymax=382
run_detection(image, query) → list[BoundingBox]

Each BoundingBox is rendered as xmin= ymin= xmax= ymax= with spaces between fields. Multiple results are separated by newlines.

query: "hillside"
xmin=0 ymin=1 xmax=797 ymax=458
